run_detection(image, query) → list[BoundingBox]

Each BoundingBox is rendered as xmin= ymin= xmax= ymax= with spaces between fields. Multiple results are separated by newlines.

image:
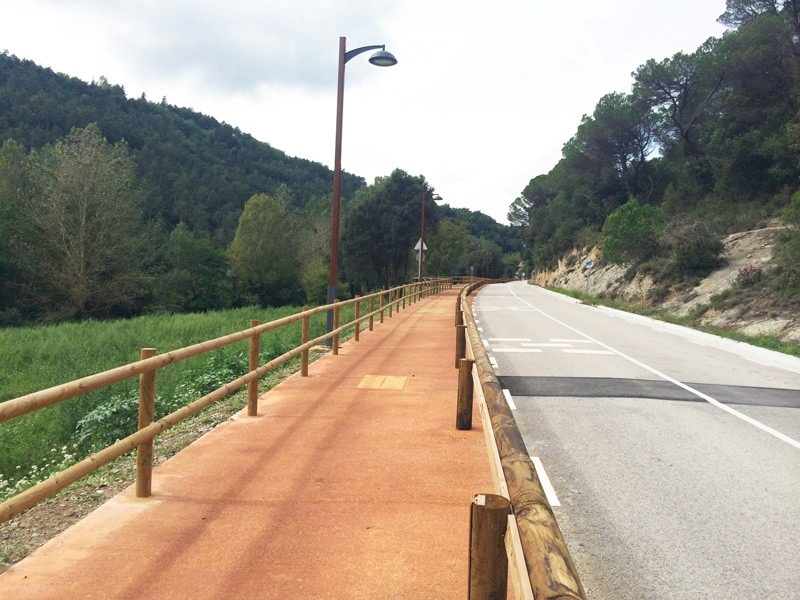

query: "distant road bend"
xmin=473 ymin=281 xmax=800 ymax=599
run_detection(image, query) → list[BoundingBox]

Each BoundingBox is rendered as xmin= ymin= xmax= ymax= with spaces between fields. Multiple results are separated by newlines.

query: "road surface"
xmin=472 ymin=281 xmax=800 ymax=599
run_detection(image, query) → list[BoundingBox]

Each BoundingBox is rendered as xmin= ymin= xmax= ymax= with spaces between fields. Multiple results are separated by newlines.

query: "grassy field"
xmin=0 ymin=304 xmax=346 ymax=497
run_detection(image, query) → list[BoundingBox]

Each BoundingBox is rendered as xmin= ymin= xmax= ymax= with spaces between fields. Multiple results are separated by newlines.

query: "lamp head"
xmin=369 ymin=49 xmax=398 ymax=67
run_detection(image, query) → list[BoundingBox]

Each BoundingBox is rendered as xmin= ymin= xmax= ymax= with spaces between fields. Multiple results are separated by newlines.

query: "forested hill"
xmin=0 ymin=51 xmax=364 ymax=243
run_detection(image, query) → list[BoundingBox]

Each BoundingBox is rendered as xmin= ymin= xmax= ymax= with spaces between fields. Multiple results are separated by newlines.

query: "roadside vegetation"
xmin=0 ymin=304 xmax=338 ymax=501
xmin=546 ymin=284 xmax=800 ymax=358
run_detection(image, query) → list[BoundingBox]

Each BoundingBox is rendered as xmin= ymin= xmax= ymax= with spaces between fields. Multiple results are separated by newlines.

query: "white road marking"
xmin=522 ymin=342 xmax=574 ymax=348
xmin=489 ymin=356 xmax=499 ymax=368
xmin=502 ymin=388 xmax=517 ymax=410
xmin=562 ymin=349 xmax=615 ymax=355
xmin=506 ymin=285 xmax=800 ymax=450
xmin=491 ymin=348 xmax=543 ymax=353
xmin=488 ymin=338 xmax=532 ymax=342
xmin=531 ymin=456 xmax=561 ymax=507
xmin=550 ymin=338 xmax=595 ymax=344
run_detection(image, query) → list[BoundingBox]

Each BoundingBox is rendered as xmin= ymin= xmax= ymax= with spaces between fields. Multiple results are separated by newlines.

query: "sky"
xmin=0 ymin=0 xmax=729 ymax=224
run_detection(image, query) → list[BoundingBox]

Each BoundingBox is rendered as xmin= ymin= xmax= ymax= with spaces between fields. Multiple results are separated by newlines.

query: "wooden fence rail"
xmin=0 ymin=279 xmax=450 ymax=524
xmin=458 ymin=283 xmax=587 ymax=600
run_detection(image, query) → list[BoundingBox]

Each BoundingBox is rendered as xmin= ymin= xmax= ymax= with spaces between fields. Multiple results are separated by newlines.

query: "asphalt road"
xmin=472 ymin=281 xmax=800 ymax=600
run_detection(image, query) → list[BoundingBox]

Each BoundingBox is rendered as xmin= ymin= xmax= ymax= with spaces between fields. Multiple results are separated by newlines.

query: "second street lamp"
xmin=418 ymin=191 xmax=441 ymax=281
xmin=327 ymin=36 xmax=397 ymax=339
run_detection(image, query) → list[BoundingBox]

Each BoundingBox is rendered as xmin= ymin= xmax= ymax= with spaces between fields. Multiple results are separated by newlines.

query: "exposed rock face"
xmin=532 ymin=224 xmax=800 ymax=343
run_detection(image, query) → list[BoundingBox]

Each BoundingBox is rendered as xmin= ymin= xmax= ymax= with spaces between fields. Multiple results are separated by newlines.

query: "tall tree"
xmin=156 ymin=222 xmax=232 ymax=312
xmin=341 ymin=169 xmax=438 ymax=290
xmin=19 ymin=124 xmax=151 ymax=319
xmin=633 ymin=48 xmax=724 ymax=157
xmin=0 ymin=139 xmax=26 ymax=318
xmin=228 ymin=187 xmax=301 ymax=306
xmin=570 ymin=92 xmax=658 ymax=204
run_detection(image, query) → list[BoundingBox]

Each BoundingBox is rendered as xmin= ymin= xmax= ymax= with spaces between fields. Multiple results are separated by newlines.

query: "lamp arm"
xmin=344 ymin=44 xmax=386 ymax=64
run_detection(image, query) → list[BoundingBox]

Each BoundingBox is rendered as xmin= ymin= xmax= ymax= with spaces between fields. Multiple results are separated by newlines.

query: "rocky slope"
xmin=532 ymin=223 xmax=800 ymax=343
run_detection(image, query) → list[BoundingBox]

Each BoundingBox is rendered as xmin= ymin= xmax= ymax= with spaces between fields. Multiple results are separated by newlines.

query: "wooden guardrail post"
xmin=369 ymin=296 xmax=375 ymax=331
xmin=388 ymin=289 xmax=394 ymax=318
xmin=301 ymin=307 xmax=310 ymax=377
xmin=469 ymin=493 xmax=510 ymax=600
xmin=247 ymin=320 xmax=260 ymax=416
xmin=333 ymin=300 xmax=340 ymax=355
xmin=457 ymin=358 xmax=474 ymax=430
xmin=380 ymin=291 xmax=385 ymax=323
xmin=354 ymin=295 xmax=361 ymax=341
xmin=136 ymin=348 xmax=157 ymax=498
xmin=455 ymin=324 xmax=467 ymax=369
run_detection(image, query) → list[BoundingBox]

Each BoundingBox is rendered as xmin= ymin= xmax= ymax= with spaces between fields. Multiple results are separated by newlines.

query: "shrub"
xmin=666 ymin=221 xmax=724 ymax=277
xmin=737 ymin=264 xmax=763 ymax=287
xmin=602 ymin=199 xmax=665 ymax=265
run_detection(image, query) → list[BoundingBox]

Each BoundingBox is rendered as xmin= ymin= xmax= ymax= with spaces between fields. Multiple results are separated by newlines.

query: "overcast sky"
xmin=1 ymin=1 xmax=729 ymax=224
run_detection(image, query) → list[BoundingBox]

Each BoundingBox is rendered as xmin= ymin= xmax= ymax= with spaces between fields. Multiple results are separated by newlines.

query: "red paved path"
xmin=0 ymin=289 xmax=495 ymax=599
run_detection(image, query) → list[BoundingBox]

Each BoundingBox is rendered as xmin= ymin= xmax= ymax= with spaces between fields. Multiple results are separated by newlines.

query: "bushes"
xmin=602 ymin=199 xmax=665 ymax=265
xmin=773 ymin=192 xmax=800 ymax=295
xmin=665 ymin=221 xmax=724 ymax=277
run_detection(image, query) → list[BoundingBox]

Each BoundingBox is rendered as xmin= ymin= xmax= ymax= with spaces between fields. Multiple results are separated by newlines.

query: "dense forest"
xmin=509 ymin=0 xmax=800 ymax=296
xmin=0 ymin=51 xmax=521 ymax=325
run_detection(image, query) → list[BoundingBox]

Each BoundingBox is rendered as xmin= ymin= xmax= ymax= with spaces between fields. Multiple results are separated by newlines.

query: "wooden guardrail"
xmin=0 ymin=279 xmax=450 ymax=524
xmin=457 ymin=282 xmax=587 ymax=600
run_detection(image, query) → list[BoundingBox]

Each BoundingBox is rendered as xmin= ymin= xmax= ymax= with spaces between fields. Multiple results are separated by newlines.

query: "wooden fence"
xmin=0 ymin=279 xmax=450 ymax=524
xmin=457 ymin=282 xmax=588 ymax=600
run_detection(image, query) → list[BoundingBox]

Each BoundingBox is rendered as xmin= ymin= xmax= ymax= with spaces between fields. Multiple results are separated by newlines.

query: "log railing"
xmin=458 ymin=282 xmax=587 ymax=600
xmin=0 ymin=279 xmax=450 ymax=524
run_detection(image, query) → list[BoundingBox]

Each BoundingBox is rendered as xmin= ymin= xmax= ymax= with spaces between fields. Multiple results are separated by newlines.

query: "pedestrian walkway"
xmin=0 ymin=289 xmax=495 ymax=599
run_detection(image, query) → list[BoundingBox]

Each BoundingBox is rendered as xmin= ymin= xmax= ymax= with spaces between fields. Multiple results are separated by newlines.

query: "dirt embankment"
xmin=533 ymin=224 xmax=800 ymax=343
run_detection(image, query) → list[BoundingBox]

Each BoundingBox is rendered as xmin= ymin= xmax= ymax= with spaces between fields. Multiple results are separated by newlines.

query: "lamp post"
xmin=418 ymin=191 xmax=441 ymax=281
xmin=327 ymin=36 xmax=397 ymax=337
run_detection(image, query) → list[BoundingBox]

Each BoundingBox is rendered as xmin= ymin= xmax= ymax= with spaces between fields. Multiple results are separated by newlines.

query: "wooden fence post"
xmin=388 ymin=289 xmax=394 ymax=318
xmin=333 ymin=300 xmax=340 ymax=355
xmin=136 ymin=348 xmax=157 ymax=498
xmin=301 ymin=307 xmax=310 ymax=377
xmin=469 ymin=493 xmax=510 ymax=600
xmin=457 ymin=358 xmax=474 ymax=430
xmin=455 ymin=324 xmax=467 ymax=369
xmin=369 ymin=296 xmax=375 ymax=331
xmin=380 ymin=291 xmax=385 ymax=324
xmin=354 ymin=295 xmax=361 ymax=341
xmin=248 ymin=320 xmax=260 ymax=417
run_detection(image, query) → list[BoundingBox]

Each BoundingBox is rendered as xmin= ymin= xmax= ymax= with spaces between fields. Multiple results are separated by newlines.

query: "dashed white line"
xmin=502 ymin=388 xmax=517 ymax=410
xmin=562 ymin=349 xmax=615 ymax=355
xmin=491 ymin=348 xmax=544 ymax=353
xmin=531 ymin=456 xmax=560 ymax=507
xmin=507 ymin=284 xmax=800 ymax=450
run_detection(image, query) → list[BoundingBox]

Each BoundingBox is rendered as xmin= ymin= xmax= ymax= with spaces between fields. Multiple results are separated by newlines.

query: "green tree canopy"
xmin=228 ymin=188 xmax=301 ymax=306
xmin=18 ymin=124 xmax=151 ymax=319
xmin=341 ymin=169 xmax=438 ymax=290
xmin=602 ymin=199 xmax=665 ymax=264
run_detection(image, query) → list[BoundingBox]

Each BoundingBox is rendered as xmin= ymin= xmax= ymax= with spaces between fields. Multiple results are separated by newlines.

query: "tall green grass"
xmin=0 ymin=305 xmax=339 ymax=494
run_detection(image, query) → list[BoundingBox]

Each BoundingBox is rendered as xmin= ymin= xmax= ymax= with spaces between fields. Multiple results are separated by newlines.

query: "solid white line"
xmin=502 ymin=388 xmax=517 ymax=410
xmin=507 ymin=284 xmax=800 ymax=450
xmin=550 ymin=338 xmax=595 ymax=344
xmin=531 ymin=456 xmax=561 ymax=507
xmin=488 ymin=338 xmax=532 ymax=342
xmin=489 ymin=356 xmax=498 ymax=368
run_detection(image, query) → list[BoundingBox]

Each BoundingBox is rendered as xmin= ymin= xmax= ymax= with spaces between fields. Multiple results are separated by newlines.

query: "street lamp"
xmin=418 ymin=191 xmax=441 ymax=281
xmin=327 ymin=36 xmax=397 ymax=336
